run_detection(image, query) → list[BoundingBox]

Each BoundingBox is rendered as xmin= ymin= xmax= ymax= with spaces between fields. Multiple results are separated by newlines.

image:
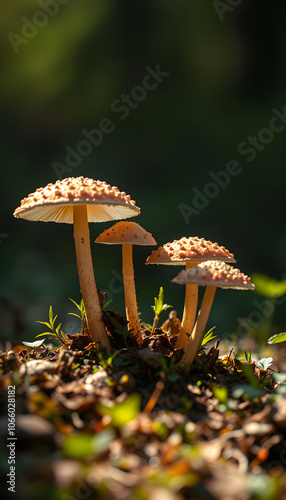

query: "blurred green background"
xmin=1 ymin=0 xmax=286 ymax=343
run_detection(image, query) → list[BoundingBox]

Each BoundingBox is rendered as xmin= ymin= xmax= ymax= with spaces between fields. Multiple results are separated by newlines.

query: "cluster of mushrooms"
xmin=14 ymin=176 xmax=255 ymax=372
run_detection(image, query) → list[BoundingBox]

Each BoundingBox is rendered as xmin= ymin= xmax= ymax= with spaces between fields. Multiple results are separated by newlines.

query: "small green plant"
xmin=243 ymin=273 xmax=286 ymax=344
xmin=200 ymin=326 xmax=217 ymax=348
xmin=252 ymin=273 xmax=286 ymax=298
xmin=103 ymin=298 xmax=113 ymax=310
xmin=97 ymin=393 xmax=141 ymax=429
xmin=68 ymin=298 xmax=86 ymax=332
xmin=95 ymin=351 xmax=117 ymax=371
xmin=151 ymin=287 xmax=172 ymax=331
xmin=178 ymin=395 xmax=193 ymax=415
xmin=158 ymin=356 xmax=182 ymax=382
xmin=244 ymin=348 xmax=252 ymax=364
xmin=211 ymin=383 xmax=228 ymax=405
xmin=268 ymin=332 xmax=286 ymax=344
xmin=115 ymin=326 xmax=134 ymax=348
xmin=36 ymin=306 xmax=69 ymax=345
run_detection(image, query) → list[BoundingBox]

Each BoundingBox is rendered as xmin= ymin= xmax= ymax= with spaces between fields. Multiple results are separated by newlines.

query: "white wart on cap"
xmin=14 ymin=177 xmax=140 ymax=223
xmin=172 ymin=260 xmax=255 ymax=290
xmin=174 ymin=261 xmax=255 ymax=372
xmin=146 ymin=236 xmax=235 ymax=265
xmin=95 ymin=221 xmax=156 ymax=245
xmin=146 ymin=236 xmax=235 ymax=350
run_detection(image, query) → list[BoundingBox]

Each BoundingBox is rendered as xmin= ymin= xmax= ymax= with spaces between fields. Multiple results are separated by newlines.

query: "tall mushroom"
xmin=13 ymin=177 xmax=140 ymax=350
xmin=146 ymin=237 xmax=235 ymax=349
xmin=95 ymin=221 xmax=156 ymax=345
xmin=172 ymin=260 xmax=255 ymax=372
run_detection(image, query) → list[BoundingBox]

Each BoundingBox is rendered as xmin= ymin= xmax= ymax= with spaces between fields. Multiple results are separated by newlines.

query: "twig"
xmin=143 ymin=380 xmax=165 ymax=413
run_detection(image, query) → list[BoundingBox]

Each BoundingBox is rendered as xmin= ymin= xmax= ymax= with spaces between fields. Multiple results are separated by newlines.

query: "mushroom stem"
xmin=181 ymin=285 xmax=216 ymax=371
xmin=73 ymin=205 xmax=110 ymax=350
xmin=122 ymin=243 xmax=142 ymax=345
xmin=175 ymin=262 xmax=198 ymax=350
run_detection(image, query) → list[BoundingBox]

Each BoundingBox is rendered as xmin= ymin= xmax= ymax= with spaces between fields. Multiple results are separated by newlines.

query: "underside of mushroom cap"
xmin=95 ymin=221 xmax=156 ymax=246
xmin=146 ymin=236 xmax=235 ymax=265
xmin=172 ymin=260 xmax=255 ymax=290
xmin=13 ymin=177 xmax=140 ymax=223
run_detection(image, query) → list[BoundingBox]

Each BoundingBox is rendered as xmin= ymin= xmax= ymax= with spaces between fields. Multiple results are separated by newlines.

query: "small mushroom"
xmin=172 ymin=260 xmax=255 ymax=371
xmin=13 ymin=177 xmax=140 ymax=349
xmin=95 ymin=221 xmax=156 ymax=345
xmin=146 ymin=237 xmax=235 ymax=349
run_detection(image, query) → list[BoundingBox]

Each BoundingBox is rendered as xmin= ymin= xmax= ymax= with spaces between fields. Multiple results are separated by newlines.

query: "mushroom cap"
xmin=13 ymin=177 xmax=140 ymax=223
xmin=95 ymin=221 xmax=156 ymax=246
xmin=172 ymin=260 xmax=255 ymax=290
xmin=146 ymin=236 xmax=235 ymax=265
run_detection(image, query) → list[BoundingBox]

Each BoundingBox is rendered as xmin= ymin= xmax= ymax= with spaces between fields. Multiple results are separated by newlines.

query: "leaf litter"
xmin=1 ymin=320 xmax=286 ymax=500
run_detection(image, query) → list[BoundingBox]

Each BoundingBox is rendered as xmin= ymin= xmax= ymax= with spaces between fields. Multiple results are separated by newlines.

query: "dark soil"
xmin=1 ymin=321 xmax=286 ymax=500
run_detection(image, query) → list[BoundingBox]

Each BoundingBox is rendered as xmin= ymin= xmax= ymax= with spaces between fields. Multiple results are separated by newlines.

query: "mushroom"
xmin=172 ymin=260 xmax=255 ymax=371
xmin=95 ymin=221 xmax=156 ymax=345
xmin=13 ymin=177 xmax=140 ymax=350
xmin=146 ymin=237 xmax=235 ymax=349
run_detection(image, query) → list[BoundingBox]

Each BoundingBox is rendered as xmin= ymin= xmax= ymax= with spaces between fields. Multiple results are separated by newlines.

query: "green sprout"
xmin=151 ymin=287 xmax=172 ymax=331
xmin=95 ymin=351 xmax=117 ymax=371
xmin=36 ymin=306 xmax=69 ymax=345
xmin=244 ymin=348 xmax=252 ymax=364
xmin=158 ymin=356 xmax=182 ymax=382
xmin=68 ymin=298 xmax=86 ymax=332
xmin=200 ymin=326 xmax=217 ymax=348
xmin=103 ymin=298 xmax=113 ymax=310
xmin=115 ymin=326 xmax=134 ymax=348
xmin=211 ymin=383 xmax=228 ymax=405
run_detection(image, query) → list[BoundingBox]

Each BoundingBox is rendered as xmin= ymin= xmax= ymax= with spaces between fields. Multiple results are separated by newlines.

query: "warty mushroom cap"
xmin=13 ymin=177 xmax=140 ymax=223
xmin=172 ymin=260 xmax=255 ymax=290
xmin=95 ymin=221 xmax=156 ymax=246
xmin=146 ymin=236 xmax=235 ymax=265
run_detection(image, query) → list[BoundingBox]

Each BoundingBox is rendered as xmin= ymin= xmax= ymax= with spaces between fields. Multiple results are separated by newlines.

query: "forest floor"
xmin=1 ymin=316 xmax=286 ymax=500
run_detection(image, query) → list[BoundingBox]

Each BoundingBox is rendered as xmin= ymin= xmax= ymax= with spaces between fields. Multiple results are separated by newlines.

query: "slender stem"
xmin=73 ymin=205 xmax=110 ymax=350
xmin=122 ymin=243 xmax=142 ymax=345
xmin=181 ymin=285 xmax=216 ymax=371
xmin=152 ymin=316 xmax=158 ymax=332
xmin=175 ymin=262 xmax=198 ymax=349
